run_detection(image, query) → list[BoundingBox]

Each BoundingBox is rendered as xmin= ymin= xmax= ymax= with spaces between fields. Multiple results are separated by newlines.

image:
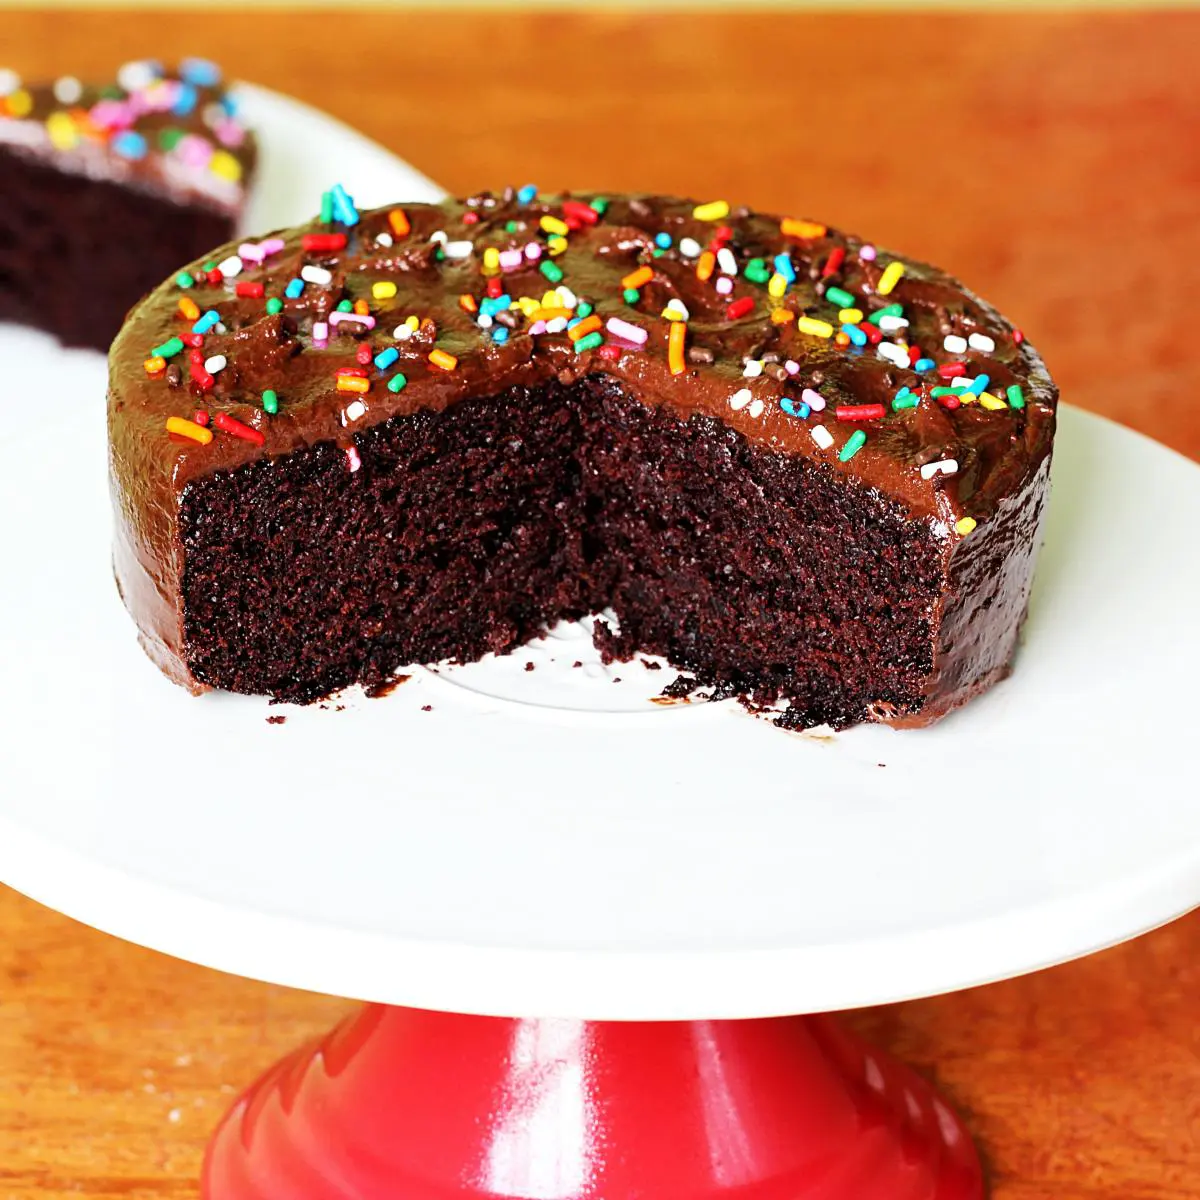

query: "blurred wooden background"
xmin=2 ymin=7 xmax=1198 ymax=1197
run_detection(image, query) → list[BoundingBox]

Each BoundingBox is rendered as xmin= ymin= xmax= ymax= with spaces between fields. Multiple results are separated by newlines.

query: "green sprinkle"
xmin=576 ymin=301 xmax=593 ymax=318
xmin=540 ymin=260 xmax=564 ymax=284
xmin=505 ymin=220 xmax=519 ymax=234
xmin=574 ymin=331 xmax=604 ymax=353
xmin=892 ymin=393 xmax=919 ymax=411
xmin=931 ymin=386 xmax=959 ymax=397
xmin=320 ymin=191 xmax=333 ymax=224
xmin=623 ymin=287 xmax=640 ymax=305
xmin=839 ymin=430 xmax=867 ymax=462
xmin=435 ymin=247 xmax=445 ymax=261
xmin=745 ymin=258 xmax=771 ymax=284
xmin=262 ymin=389 xmax=278 ymax=415
xmin=590 ymin=197 xmax=609 ymax=215
xmin=336 ymin=299 xmax=353 ymax=313
xmin=151 ymin=337 xmax=184 ymax=359
xmin=867 ymin=303 xmax=904 ymax=326
xmin=175 ymin=272 xmax=194 ymax=289
xmin=158 ymin=128 xmax=183 ymax=152
xmin=825 ymin=286 xmax=856 ymax=309
xmin=202 ymin=261 xmax=216 ymax=273
xmin=266 ymin=297 xmax=283 ymax=315
xmin=1006 ymin=383 xmax=1026 ymax=409
xmin=652 ymin=248 xmax=665 ymax=257
xmin=388 ymin=373 xmax=408 ymax=394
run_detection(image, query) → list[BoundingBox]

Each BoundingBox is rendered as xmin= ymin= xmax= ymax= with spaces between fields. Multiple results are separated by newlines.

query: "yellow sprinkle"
xmin=354 ymin=299 xmax=370 ymax=315
xmin=405 ymin=314 xmax=420 ymax=331
xmin=5 ymin=89 xmax=33 ymax=118
xmin=166 ymin=416 xmax=213 ymax=445
xmin=429 ymin=349 xmax=458 ymax=371
xmin=144 ymin=356 xmax=167 ymax=375
xmin=877 ymin=261 xmax=906 ymax=296
xmin=796 ymin=316 xmax=834 ymax=338
xmin=956 ymin=390 xmax=976 ymax=404
xmin=541 ymin=215 xmax=569 ymax=236
xmin=978 ymin=392 xmax=1008 ymax=411
xmin=838 ymin=307 xmax=864 ymax=325
xmin=955 ymin=517 xmax=978 ymax=536
xmin=693 ymin=200 xmax=730 ymax=222
xmin=661 ymin=307 xmax=687 ymax=322
xmin=209 ymin=150 xmax=242 ymax=183
xmin=516 ymin=297 xmax=540 ymax=317
xmin=46 ymin=111 xmax=79 ymax=151
xmin=372 ymin=281 xmax=398 ymax=300
xmin=780 ymin=217 xmax=827 ymax=239
xmin=482 ymin=247 xmax=501 ymax=273
xmin=547 ymin=235 xmax=568 ymax=256
xmin=177 ymin=297 xmax=201 ymax=321
xmin=770 ymin=308 xmax=795 ymax=325
xmin=767 ymin=273 xmax=788 ymax=299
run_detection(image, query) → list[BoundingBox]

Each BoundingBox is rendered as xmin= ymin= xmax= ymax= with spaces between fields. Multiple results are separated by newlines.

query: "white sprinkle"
xmin=53 ymin=76 xmax=83 ymax=105
xmin=748 ymin=398 xmax=765 ymax=419
xmin=524 ymin=242 xmax=542 ymax=261
xmin=717 ymin=247 xmax=738 ymax=276
xmin=968 ymin=332 xmax=996 ymax=352
xmin=393 ymin=324 xmax=413 ymax=341
xmin=801 ymin=387 xmax=826 ymax=411
xmin=678 ymin=237 xmax=702 ymax=259
xmin=117 ymin=60 xmax=158 ymax=93
xmin=663 ymin=299 xmax=690 ymax=321
xmin=943 ymin=334 xmax=968 ymax=354
xmin=0 ymin=69 xmax=21 ymax=98
xmin=476 ymin=313 xmax=494 ymax=329
xmin=878 ymin=315 xmax=909 ymax=332
xmin=430 ymin=230 xmax=448 ymax=244
xmin=344 ymin=400 xmax=367 ymax=423
xmin=301 ymin=265 xmax=332 ymax=285
xmin=785 ymin=360 xmax=800 ymax=375
xmin=375 ymin=232 xmax=394 ymax=248
xmin=204 ymin=354 xmax=226 ymax=374
xmin=443 ymin=240 xmax=474 ymax=259
xmin=878 ymin=342 xmax=909 ymax=367
xmin=920 ymin=458 xmax=960 ymax=481
xmin=312 ymin=321 xmax=329 ymax=343
xmin=167 ymin=1109 xmax=182 ymax=1124
xmin=499 ymin=248 xmax=523 ymax=270
xmin=715 ymin=277 xmax=734 ymax=295
xmin=556 ymin=286 xmax=579 ymax=309
xmin=859 ymin=244 xmax=877 ymax=262
xmin=729 ymin=388 xmax=753 ymax=411
xmin=742 ymin=359 xmax=763 ymax=378
xmin=217 ymin=255 xmax=243 ymax=278
xmin=545 ymin=317 xmax=569 ymax=334
xmin=811 ymin=424 xmax=834 ymax=450
xmin=346 ymin=447 xmax=362 ymax=473
xmin=950 ymin=376 xmax=973 ymax=389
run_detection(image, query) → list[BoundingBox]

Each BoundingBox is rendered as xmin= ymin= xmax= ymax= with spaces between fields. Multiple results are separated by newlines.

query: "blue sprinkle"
xmin=779 ymin=396 xmax=811 ymax=420
xmin=517 ymin=184 xmax=538 ymax=205
xmin=374 ymin=346 xmax=400 ymax=370
xmin=491 ymin=326 xmax=510 ymax=344
xmin=773 ymin=253 xmax=796 ymax=283
xmin=913 ymin=357 xmax=935 ymax=372
xmin=566 ymin=315 xmax=584 ymax=329
xmin=172 ymin=82 xmax=198 ymax=117
xmin=192 ymin=309 xmax=220 ymax=334
xmin=220 ymin=93 xmax=239 ymax=117
xmin=111 ymin=131 xmax=147 ymax=160
xmin=970 ymin=373 xmax=990 ymax=395
xmin=654 ymin=231 xmax=672 ymax=249
xmin=180 ymin=58 xmax=222 ymax=88
xmin=329 ymin=182 xmax=359 ymax=227
xmin=284 ymin=278 xmax=304 ymax=299
xmin=480 ymin=294 xmax=511 ymax=318
xmin=842 ymin=322 xmax=868 ymax=347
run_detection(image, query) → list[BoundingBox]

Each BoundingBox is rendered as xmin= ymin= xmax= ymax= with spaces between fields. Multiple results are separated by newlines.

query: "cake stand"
xmin=1 ymin=401 xmax=1198 ymax=1199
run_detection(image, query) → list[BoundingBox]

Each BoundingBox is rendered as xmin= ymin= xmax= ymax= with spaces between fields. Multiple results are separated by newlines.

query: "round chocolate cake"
xmin=108 ymin=188 xmax=1057 ymax=728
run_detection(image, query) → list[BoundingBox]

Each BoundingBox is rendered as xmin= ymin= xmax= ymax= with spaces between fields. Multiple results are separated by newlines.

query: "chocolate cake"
xmin=0 ymin=59 xmax=255 ymax=351
xmin=108 ymin=189 xmax=1057 ymax=729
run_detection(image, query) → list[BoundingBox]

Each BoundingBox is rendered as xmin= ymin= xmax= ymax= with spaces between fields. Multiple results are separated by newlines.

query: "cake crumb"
xmin=366 ymin=673 xmax=411 ymax=699
xmin=641 ymin=659 xmax=662 ymax=670
xmin=525 ymin=661 xmax=535 ymax=671
xmin=266 ymin=715 xmax=286 ymax=725
xmin=573 ymin=660 xmax=583 ymax=668
xmin=421 ymin=705 xmax=433 ymax=712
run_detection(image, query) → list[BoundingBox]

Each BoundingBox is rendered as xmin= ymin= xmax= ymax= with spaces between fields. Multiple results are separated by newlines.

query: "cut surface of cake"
xmin=0 ymin=59 xmax=255 ymax=351
xmin=108 ymin=190 xmax=1057 ymax=729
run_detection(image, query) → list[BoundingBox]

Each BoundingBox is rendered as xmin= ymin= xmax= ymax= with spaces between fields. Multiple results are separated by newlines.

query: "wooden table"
xmin=2 ymin=8 xmax=1198 ymax=1197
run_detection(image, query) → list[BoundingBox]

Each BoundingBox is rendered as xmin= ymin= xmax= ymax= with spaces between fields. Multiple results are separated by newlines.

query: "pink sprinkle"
xmin=802 ymin=387 xmax=826 ymax=411
xmin=259 ymin=238 xmax=287 ymax=258
xmin=90 ymin=99 xmax=134 ymax=131
xmin=238 ymin=242 xmax=265 ymax=264
xmin=524 ymin=243 xmax=542 ymax=261
xmin=215 ymin=120 xmax=246 ymax=148
xmin=785 ymin=360 xmax=800 ymax=375
xmin=529 ymin=319 xmax=548 ymax=335
xmin=346 ymin=446 xmax=362 ymax=473
xmin=605 ymin=317 xmax=648 ymax=345
xmin=499 ymin=249 xmax=524 ymax=270
xmin=715 ymin=276 xmax=734 ymax=295
xmin=859 ymin=244 xmax=877 ymax=262
xmin=329 ymin=312 xmax=376 ymax=330
xmin=312 ymin=321 xmax=329 ymax=345
xmin=175 ymin=134 xmax=213 ymax=168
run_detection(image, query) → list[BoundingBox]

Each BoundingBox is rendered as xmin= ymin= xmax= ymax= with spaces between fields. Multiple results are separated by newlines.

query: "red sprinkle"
xmin=181 ymin=332 xmax=204 ymax=348
xmin=596 ymin=344 xmax=622 ymax=362
xmin=189 ymin=348 xmax=204 ymax=364
xmin=463 ymin=211 xmax=480 ymax=225
xmin=193 ymin=410 xmax=210 ymax=426
xmin=190 ymin=368 xmax=215 ymax=392
xmin=206 ymin=269 xmax=224 ymax=286
xmin=355 ymin=343 xmax=372 ymax=365
xmin=726 ymin=296 xmax=755 ymax=321
xmin=836 ymin=403 xmax=886 ymax=421
xmin=937 ymin=393 xmax=962 ymax=411
xmin=1013 ymin=328 xmax=1025 ymax=345
xmin=236 ymin=281 xmax=265 ymax=299
xmin=907 ymin=345 xmax=923 ymax=366
xmin=821 ymin=246 xmax=846 ymax=279
xmin=563 ymin=200 xmax=601 ymax=226
xmin=214 ymin=412 xmax=265 ymax=446
xmin=336 ymin=367 xmax=369 ymax=377
xmin=302 ymin=233 xmax=348 ymax=253
xmin=938 ymin=363 xmax=967 ymax=379
xmin=862 ymin=324 xmax=883 ymax=345
xmin=486 ymin=276 xmax=503 ymax=299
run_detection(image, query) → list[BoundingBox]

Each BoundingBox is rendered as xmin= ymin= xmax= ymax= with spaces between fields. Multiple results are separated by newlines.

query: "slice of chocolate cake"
xmin=0 ymin=59 xmax=255 ymax=351
xmin=107 ymin=190 xmax=1057 ymax=729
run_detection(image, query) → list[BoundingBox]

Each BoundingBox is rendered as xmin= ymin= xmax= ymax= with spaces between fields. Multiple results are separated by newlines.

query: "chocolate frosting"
xmin=108 ymin=190 xmax=1058 ymax=694
xmin=0 ymin=58 xmax=255 ymax=214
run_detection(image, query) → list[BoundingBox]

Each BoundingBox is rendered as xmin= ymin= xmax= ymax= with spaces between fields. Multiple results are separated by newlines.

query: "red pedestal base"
xmin=204 ymin=1006 xmax=983 ymax=1199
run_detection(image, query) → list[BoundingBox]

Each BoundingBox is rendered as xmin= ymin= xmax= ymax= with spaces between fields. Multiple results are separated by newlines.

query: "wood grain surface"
xmin=1 ymin=8 xmax=1198 ymax=1197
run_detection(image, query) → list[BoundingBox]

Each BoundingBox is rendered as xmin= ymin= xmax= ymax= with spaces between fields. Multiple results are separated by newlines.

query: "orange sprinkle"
xmin=621 ymin=265 xmax=654 ymax=290
xmin=780 ymin=218 xmax=827 ymax=240
xmin=336 ymin=375 xmax=370 ymax=394
xmin=429 ymin=349 xmax=458 ymax=371
xmin=668 ymin=320 xmax=687 ymax=376
xmin=770 ymin=308 xmax=795 ymax=325
xmin=567 ymin=315 xmax=603 ymax=342
xmin=166 ymin=415 xmax=213 ymax=445
xmin=834 ymin=332 xmax=851 ymax=348
xmin=144 ymin=355 xmax=167 ymax=375
xmin=531 ymin=307 xmax=573 ymax=322
xmin=459 ymin=294 xmax=479 ymax=313
xmin=388 ymin=208 xmax=411 ymax=238
xmin=354 ymin=299 xmax=370 ymax=316
xmin=696 ymin=250 xmax=716 ymax=282
xmin=177 ymin=297 xmax=201 ymax=321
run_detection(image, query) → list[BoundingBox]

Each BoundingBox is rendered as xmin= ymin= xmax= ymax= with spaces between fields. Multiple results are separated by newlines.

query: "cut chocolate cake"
xmin=0 ymin=59 xmax=255 ymax=351
xmin=108 ymin=189 xmax=1057 ymax=728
